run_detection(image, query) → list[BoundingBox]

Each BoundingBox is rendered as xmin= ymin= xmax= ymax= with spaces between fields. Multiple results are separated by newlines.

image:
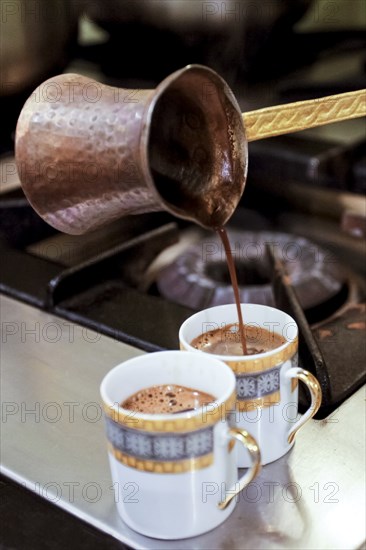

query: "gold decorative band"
xmin=236 ymin=391 xmax=281 ymax=411
xmin=291 ymin=378 xmax=298 ymax=392
xmin=109 ymin=445 xmax=213 ymax=473
xmin=103 ymin=391 xmax=236 ymax=432
xmin=227 ymin=339 xmax=298 ymax=374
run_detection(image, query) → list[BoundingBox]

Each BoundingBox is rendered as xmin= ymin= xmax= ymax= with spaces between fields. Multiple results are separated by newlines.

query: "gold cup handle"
xmin=286 ymin=368 xmax=322 ymax=445
xmin=218 ymin=428 xmax=261 ymax=511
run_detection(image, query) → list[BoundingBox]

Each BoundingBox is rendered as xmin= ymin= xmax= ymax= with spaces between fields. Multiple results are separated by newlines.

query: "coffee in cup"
xmin=100 ymin=350 xmax=261 ymax=539
xmin=121 ymin=384 xmax=215 ymax=414
xmin=179 ymin=304 xmax=322 ymax=466
xmin=191 ymin=323 xmax=286 ymax=356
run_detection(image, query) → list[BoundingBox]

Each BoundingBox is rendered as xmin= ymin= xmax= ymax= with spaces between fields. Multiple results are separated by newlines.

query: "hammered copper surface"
xmin=15 ymin=75 xmax=157 ymax=234
xmin=15 ymin=65 xmax=247 ymax=234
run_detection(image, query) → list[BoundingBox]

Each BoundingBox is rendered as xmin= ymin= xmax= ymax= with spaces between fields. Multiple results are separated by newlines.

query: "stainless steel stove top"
xmin=1 ymin=294 xmax=365 ymax=549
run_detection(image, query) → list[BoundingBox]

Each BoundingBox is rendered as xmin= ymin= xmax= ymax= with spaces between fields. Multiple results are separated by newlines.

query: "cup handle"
xmin=218 ymin=428 xmax=261 ymax=510
xmin=286 ymin=367 xmax=322 ymax=445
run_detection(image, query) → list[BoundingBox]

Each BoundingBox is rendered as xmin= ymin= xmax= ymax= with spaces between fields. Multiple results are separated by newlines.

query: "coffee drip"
xmin=216 ymin=227 xmax=248 ymax=355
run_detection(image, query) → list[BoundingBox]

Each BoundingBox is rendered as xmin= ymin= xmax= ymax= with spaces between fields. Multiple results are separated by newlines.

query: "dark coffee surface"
xmin=121 ymin=384 xmax=215 ymax=414
xmin=191 ymin=323 xmax=286 ymax=356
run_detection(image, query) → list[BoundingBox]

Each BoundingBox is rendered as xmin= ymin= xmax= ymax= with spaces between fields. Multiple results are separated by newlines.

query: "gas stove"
xmin=1 ymin=181 xmax=365 ymax=415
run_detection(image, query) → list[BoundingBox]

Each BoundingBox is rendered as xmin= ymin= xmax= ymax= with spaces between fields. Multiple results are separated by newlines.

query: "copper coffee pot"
xmin=15 ymin=65 xmax=366 ymax=234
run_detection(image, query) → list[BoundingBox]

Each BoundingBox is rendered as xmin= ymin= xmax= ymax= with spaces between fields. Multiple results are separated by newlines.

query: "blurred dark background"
xmin=1 ymin=0 xmax=365 ymax=148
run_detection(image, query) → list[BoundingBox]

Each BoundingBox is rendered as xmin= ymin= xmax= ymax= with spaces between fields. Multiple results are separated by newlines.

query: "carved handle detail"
xmin=243 ymin=89 xmax=366 ymax=142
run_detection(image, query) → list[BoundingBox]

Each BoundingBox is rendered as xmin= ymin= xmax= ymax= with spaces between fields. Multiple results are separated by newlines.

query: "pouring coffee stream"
xmin=216 ymin=227 xmax=248 ymax=355
xmin=14 ymin=65 xmax=366 ymax=354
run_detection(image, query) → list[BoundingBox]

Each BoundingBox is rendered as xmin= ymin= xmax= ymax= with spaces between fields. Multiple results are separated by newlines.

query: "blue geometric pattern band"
xmin=236 ymin=366 xmax=281 ymax=400
xmin=105 ymin=417 xmax=214 ymax=461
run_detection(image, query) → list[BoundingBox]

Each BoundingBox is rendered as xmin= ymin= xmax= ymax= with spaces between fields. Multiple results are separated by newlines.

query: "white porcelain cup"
xmin=100 ymin=350 xmax=261 ymax=540
xmin=179 ymin=304 xmax=322 ymax=467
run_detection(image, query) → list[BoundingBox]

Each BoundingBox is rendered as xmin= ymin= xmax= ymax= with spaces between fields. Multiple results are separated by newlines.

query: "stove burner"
xmin=157 ymin=231 xmax=347 ymax=317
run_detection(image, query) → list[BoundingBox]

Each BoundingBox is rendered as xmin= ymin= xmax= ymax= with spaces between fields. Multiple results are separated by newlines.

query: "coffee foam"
xmin=191 ymin=323 xmax=286 ymax=356
xmin=121 ymin=384 xmax=215 ymax=415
